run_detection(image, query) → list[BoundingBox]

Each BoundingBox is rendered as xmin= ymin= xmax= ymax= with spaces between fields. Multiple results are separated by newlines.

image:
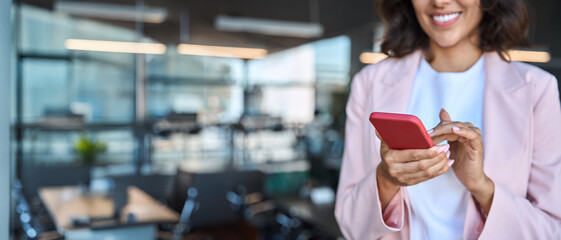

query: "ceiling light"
xmin=215 ymin=15 xmax=323 ymax=38
xmin=65 ymin=39 xmax=166 ymax=54
xmin=360 ymin=52 xmax=388 ymax=64
xmin=507 ymin=50 xmax=551 ymax=63
xmin=177 ymin=44 xmax=268 ymax=59
xmin=55 ymin=1 xmax=168 ymax=24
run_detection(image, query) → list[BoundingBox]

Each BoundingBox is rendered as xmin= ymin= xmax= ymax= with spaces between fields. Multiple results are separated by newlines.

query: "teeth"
xmin=432 ymin=13 xmax=460 ymax=23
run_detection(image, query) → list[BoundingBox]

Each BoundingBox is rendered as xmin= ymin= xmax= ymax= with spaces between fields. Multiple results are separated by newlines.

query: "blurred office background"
xmin=5 ymin=0 xmax=561 ymax=239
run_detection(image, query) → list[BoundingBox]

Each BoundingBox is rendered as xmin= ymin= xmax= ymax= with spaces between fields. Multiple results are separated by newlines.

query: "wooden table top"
xmin=39 ymin=185 xmax=180 ymax=231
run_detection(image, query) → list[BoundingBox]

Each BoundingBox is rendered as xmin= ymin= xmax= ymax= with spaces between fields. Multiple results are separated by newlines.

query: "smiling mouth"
xmin=431 ymin=12 xmax=461 ymax=26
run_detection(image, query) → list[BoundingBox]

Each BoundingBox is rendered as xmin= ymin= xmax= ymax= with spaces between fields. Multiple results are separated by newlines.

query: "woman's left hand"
xmin=429 ymin=109 xmax=495 ymax=214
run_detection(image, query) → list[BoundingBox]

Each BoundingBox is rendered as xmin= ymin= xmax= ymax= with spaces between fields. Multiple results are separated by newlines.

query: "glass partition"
xmin=15 ymin=3 xmax=351 ymax=175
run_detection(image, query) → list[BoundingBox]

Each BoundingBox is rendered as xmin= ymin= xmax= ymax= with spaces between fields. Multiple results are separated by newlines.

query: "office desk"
xmin=39 ymin=185 xmax=179 ymax=240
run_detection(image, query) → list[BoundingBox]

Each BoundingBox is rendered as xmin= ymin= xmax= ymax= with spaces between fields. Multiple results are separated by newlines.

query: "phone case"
xmin=369 ymin=112 xmax=434 ymax=150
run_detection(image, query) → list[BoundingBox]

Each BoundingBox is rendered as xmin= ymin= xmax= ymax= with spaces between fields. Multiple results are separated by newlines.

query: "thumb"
xmin=375 ymin=129 xmax=382 ymax=140
xmin=375 ymin=130 xmax=390 ymax=153
xmin=439 ymin=108 xmax=452 ymax=122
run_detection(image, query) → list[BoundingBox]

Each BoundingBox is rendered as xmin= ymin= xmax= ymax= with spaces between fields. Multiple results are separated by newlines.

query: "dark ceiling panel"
xmin=17 ymin=0 xmax=374 ymax=52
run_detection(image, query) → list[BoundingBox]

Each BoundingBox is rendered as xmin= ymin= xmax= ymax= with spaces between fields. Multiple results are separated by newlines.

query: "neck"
xmin=427 ymin=35 xmax=482 ymax=73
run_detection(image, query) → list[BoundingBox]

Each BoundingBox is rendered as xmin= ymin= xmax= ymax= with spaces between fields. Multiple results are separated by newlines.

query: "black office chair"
xmin=168 ymin=169 xmax=264 ymax=228
xmin=172 ymin=187 xmax=199 ymax=237
xmin=157 ymin=169 xmax=266 ymax=240
xmin=20 ymin=163 xmax=90 ymax=200
xmin=13 ymin=179 xmax=63 ymax=240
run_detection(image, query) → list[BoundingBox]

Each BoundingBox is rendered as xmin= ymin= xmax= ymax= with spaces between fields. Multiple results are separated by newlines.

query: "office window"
xmin=16 ymin=5 xmax=139 ymax=169
xmin=21 ymin=59 xmax=70 ymax=122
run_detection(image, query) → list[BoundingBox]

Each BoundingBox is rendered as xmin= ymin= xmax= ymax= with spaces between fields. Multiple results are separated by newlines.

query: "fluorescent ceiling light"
xmin=507 ymin=50 xmax=551 ymax=63
xmin=65 ymin=39 xmax=167 ymax=54
xmin=55 ymin=1 xmax=168 ymax=23
xmin=177 ymin=44 xmax=268 ymax=59
xmin=215 ymin=15 xmax=323 ymax=38
xmin=360 ymin=52 xmax=388 ymax=64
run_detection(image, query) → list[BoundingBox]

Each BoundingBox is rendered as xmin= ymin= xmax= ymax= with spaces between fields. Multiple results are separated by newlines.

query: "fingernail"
xmin=452 ymin=126 xmax=460 ymax=131
xmin=446 ymin=150 xmax=450 ymax=158
xmin=443 ymin=144 xmax=450 ymax=153
xmin=437 ymin=144 xmax=449 ymax=154
xmin=427 ymin=128 xmax=434 ymax=134
xmin=448 ymin=160 xmax=455 ymax=167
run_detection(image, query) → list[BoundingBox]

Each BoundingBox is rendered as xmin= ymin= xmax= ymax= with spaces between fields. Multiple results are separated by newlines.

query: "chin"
xmin=431 ymin=36 xmax=461 ymax=48
xmin=435 ymin=41 xmax=458 ymax=48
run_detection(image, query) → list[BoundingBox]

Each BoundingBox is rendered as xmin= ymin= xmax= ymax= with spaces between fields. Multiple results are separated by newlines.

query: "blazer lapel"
xmin=480 ymin=51 xmax=531 ymax=182
xmin=463 ymin=51 xmax=532 ymax=239
xmin=370 ymin=50 xmax=423 ymax=230
xmin=373 ymin=50 xmax=423 ymax=113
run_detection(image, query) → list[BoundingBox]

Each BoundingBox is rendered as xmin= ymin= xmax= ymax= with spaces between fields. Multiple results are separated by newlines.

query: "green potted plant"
xmin=74 ymin=134 xmax=107 ymax=166
xmin=74 ymin=134 xmax=107 ymax=189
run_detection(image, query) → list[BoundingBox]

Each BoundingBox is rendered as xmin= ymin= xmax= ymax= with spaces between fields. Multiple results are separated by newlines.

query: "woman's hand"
xmin=429 ymin=109 xmax=494 ymax=214
xmin=376 ymin=130 xmax=452 ymax=210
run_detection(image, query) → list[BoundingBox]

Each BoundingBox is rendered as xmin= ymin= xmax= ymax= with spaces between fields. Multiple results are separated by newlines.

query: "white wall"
xmin=0 ymin=0 xmax=12 ymax=238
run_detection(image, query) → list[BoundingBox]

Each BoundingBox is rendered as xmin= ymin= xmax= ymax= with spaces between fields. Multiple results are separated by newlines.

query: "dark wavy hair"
xmin=377 ymin=0 xmax=530 ymax=61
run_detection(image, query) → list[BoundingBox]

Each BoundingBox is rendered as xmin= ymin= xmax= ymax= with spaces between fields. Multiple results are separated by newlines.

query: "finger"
xmin=451 ymin=126 xmax=483 ymax=149
xmin=451 ymin=126 xmax=481 ymax=141
xmin=389 ymin=144 xmax=448 ymax=163
xmin=401 ymin=150 xmax=447 ymax=174
xmin=433 ymin=159 xmax=454 ymax=176
xmin=398 ymin=144 xmax=450 ymax=173
xmin=428 ymin=109 xmax=452 ymax=136
xmin=430 ymin=121 xmax=476 ymax=138
xmin=470 ymin=126 xmax=481 ymax=135
xmin=421 ymin=155 xmax=451 ymax=180
xmin=432 ymin=133 xmax=461 ymax=145
xmin=440 ymin=108 xmax=452 ymax=121
xmin=404 ymin=154 xmax=451 ymax=184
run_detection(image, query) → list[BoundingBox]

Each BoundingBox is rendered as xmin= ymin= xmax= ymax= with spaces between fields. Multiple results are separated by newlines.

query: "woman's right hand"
xmin=375 ymin=130 xmax=453 ymax=210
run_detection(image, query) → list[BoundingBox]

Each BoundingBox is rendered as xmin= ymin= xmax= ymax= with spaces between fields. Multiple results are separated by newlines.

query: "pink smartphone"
xmin=369 ymin=112 xmax=434 ymax=150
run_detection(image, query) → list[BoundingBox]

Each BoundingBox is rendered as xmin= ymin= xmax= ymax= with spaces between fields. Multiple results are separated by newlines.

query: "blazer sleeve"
xmin=334 ymin=69 xmax=405 ymax=240
xmin=479 ymin=76 xmax=561 ymax=239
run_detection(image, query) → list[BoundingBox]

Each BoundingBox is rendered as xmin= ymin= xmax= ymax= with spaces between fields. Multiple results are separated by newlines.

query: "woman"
xmin=335 ymin=0 xmax=561 ymax=239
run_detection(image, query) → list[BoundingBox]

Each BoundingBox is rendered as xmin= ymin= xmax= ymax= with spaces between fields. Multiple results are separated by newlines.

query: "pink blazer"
xmin=335 ymin=50 xmax=561 ymax=239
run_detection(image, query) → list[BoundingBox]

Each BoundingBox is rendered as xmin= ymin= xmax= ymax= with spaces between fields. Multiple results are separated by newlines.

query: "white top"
xmin=405 ymin=55 xmax=485 ymax=240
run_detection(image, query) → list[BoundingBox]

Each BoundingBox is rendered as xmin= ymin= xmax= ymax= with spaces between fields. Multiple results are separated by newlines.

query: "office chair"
xmin=13 ymin=179 xmax=63 ymax=240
